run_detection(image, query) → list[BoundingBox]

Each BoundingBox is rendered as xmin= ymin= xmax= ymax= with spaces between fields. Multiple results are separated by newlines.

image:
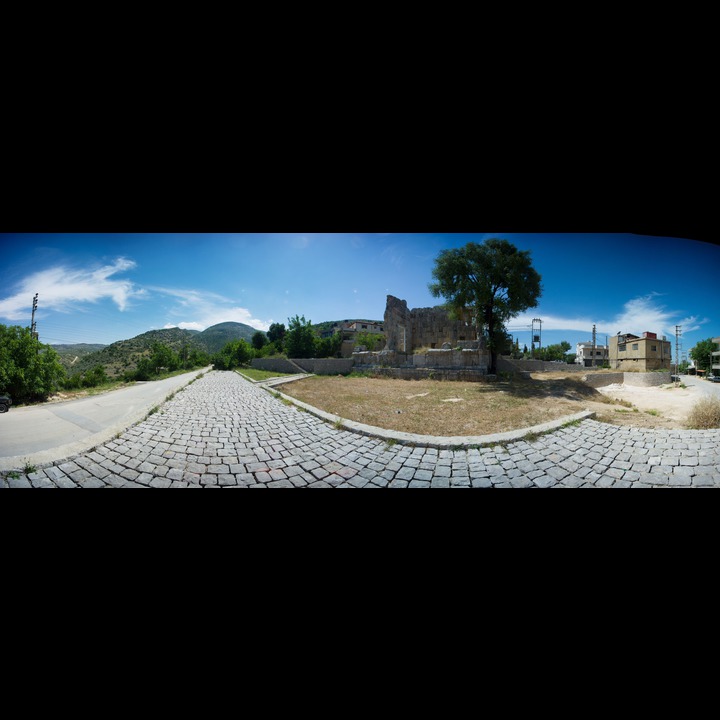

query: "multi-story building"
xmin=575 ymin=342 xmax=609 ymax=367
xmin=712 ymin=336 xmax=720 ymax=376
xmin=320 ymin=320 xmax=385 ymax=357
xmin=608 ymin=331 xmax=671 ymax=371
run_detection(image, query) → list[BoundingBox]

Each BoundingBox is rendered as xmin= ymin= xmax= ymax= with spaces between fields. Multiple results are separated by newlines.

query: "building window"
xmin=619 ymin=344 xmax=626 ymax=352
xmin=632 ymin=343 xmax=638 ymax=350
xmin=651 ymin=345 xmax=657 ymax=351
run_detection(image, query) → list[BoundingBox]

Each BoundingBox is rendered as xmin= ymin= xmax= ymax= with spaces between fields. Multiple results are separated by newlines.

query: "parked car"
xmin=0 ymin=394 xmax=11 ymax=413
xmin=709 ymin=375 xmax=720 ymax=383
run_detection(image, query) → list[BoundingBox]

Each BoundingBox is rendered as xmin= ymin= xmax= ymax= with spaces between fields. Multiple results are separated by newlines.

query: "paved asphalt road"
xmin=0 ymin=367 xmax=210 ymax=471
xmin=680 ymin=374 xmax=720 ymax=398
xmin=2 ymin=369 xmax=719 ymax=488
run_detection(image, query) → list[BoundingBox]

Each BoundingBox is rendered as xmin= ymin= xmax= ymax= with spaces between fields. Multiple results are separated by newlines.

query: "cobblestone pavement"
xmin=3 ymin=370 xmax=720 ymax=488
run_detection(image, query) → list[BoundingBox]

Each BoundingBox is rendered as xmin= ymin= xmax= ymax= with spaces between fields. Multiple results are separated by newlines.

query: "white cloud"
xmin=150 ymin=286 xmax=272 ymax=332
xmin=513 ymin=293 xmax=710 ymax=339
xmin=0 ymin=257 xmax=141 ymax=321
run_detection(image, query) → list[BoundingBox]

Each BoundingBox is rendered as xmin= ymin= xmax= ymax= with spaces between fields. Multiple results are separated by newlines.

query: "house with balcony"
xmin=575 ymin=342 xmax=609 ymax=367
xmin=608 ymin=331 xmax=671 ymax=371
xmin=712 ymin=336 xmax=720 ymax=376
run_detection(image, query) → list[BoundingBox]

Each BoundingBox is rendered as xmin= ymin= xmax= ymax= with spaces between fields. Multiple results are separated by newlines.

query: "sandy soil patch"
xmin=593 ymin=382 xmax=699 ymax=429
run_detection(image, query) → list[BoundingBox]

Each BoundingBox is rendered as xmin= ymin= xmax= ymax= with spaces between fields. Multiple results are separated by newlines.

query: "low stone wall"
xmin=251 ymin=358 xmax=302 ymax=374
xmin=624 ymin=371 xmax=671 ymax=387
xmin=353 ymin=348 xmax=489 ymax=371
xmin=582 ymin=372 xmax=624 ymax=388
xmin=251 ymin=358 xmax=354 ymax=375
xmin=497 ymin=357 xmax=586 ymax=373
xmin=358 ymin=367 xmax=491 ymax=382
xmin=581 ymin=371 xmax=671 ymax=388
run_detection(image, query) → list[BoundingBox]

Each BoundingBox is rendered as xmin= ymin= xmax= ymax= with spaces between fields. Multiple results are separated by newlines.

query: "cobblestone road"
xmin=3 ymin=370 xmax=720 ymax=488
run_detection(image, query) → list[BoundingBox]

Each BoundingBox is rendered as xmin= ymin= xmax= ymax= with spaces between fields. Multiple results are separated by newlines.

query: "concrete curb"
xmin=261 ymin=379 xmax=596 ymax=449
xmin=0 ymin=367 xmax=211 ymax=473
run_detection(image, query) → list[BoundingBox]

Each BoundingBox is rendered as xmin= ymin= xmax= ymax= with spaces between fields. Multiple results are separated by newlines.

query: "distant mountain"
xmin=64 ymin=322 xmax=263 ymax=378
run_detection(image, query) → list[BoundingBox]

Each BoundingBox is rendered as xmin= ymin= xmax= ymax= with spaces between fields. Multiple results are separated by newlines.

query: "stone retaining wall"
xmin=624 ymin=371 xmax=671 ymax=386
xmin=497 ymin=357 xmax=587 ymax=373
xmin=581 ymin=372 xmax=624 ymax=388
xmin=354 ymin=348 xmax=489 ymax=371
xmin=356 ymin=367 xmax=491 ymax=382
xmin=581 ymin=371 xmax=671 ymax=388
xmin=251 ymin=358 xmax=354 ymax=375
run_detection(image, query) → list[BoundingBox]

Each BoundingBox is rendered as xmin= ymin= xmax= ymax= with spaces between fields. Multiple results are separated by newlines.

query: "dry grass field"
xmin=279 ymin=371 xmax=692 ymax=436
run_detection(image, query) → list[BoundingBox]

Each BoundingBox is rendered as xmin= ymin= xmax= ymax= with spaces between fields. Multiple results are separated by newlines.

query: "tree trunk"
xmin=485 ymin=306 xmax=497 ymax=375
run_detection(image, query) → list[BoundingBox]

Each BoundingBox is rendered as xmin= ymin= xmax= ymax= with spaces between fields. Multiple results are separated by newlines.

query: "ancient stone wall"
xmin=383 ymin=295 xmax=479 ymax=352
xmin=354 ymin=367 xmax=491 ymax=382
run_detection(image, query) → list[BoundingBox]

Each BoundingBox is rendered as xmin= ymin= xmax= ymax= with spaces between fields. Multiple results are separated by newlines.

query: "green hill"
xmin=64 ymin=322 xmax=262 ymax=378
xmin=52 ymin=343 xmax=108 ymax=372
xmin=197 ymin=321 xmax=259 ymax=353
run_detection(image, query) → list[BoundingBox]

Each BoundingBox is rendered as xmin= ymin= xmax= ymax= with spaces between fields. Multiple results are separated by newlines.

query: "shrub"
xmin=686 ymin=397 xmax=720 ymax=429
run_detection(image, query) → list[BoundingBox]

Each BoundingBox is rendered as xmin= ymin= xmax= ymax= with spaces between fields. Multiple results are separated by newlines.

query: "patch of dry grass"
xmin=686 ymin=396 xmax=720 ymax=429
xmin=280 ymin=373 xmax=617 ymax=436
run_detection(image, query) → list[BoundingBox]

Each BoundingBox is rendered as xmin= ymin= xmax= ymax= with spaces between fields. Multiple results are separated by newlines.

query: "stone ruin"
xmin=352 ymin=295 xmax=491 ymax=379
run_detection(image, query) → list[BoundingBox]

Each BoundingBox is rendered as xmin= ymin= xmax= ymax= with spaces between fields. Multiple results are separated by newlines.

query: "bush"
xmin=212 ymin=339 xmax=254 ymax=370
xmin=686 ymin=396 xmax=720 ymax=429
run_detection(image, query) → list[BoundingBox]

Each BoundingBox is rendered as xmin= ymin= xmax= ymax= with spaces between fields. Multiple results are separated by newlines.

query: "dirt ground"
xmin=280 ymin=371 xmax=701 ymax=435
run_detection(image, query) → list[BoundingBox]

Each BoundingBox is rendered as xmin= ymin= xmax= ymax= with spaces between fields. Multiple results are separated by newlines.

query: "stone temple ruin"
xmin=352 ymin=295 xmax=491 ymax=380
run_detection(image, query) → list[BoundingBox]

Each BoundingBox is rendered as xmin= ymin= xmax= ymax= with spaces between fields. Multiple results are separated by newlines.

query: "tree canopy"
xmin=429 ymin=238 xmax=542 ymax=374
xmin=0 ymin=324 xmax=66 ymax=402
xmin=690 ymin=338 xmax=716 ymax=372
xmin=284 ymin=315 xmax=317 ymax=359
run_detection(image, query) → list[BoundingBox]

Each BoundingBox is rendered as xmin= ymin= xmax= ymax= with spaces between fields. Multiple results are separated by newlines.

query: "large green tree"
xmin=267 ymin=323 xmax=286 ymax=345
xmin=0 ymin=324 xmax=66 ymax=402
xmin=285 ymin=315 xmax=317 ymax=358
xmin=252 ymin=331 xmax=268 ymax=351
xmin=428 ymin=238 xmax=542 ymax=374
xmin=690 ymin=338 xmax=716 ymax=372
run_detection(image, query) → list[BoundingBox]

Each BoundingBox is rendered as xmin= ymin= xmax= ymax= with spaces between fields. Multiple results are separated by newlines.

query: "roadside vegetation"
xmin=0 ymin=323 xmax=210 ymax=406
xmin=1 ymin=314 xmax=347 ymax=407
xmin=686 ymin=396 xmax=720 ymax=429
xmin=211 ymin=316 xmax=344 ymax=371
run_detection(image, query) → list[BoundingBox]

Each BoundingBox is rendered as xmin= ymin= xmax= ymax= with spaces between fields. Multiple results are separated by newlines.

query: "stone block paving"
xmin=2 ymin=370 xmax=720 ymax=488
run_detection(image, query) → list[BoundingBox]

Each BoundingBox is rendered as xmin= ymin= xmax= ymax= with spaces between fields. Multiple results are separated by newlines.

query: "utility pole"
xmin=31 ymin=293 xmax=39 ymax=341
xmin=675 ymin=325 xmax=682 ymax=384
xmin=592 ymin=324 xmax=597 ymax=368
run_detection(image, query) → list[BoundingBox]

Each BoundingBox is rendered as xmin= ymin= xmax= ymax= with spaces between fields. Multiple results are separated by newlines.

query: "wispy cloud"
xmin=151 ymin=286 xmax=272 ymax=332
xmin=0 ymin=257 xmax=142 ymax=321
xmin=513 ymin=293 xmax=710 ymax=338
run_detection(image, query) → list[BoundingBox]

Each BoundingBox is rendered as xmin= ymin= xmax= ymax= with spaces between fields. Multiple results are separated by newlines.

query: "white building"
xmin=576 ymin=341 xmax=609 ymax=367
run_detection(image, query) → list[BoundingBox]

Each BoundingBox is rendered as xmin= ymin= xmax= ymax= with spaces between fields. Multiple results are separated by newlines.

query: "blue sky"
xmin=0 ymin=233 xmax=717 ymax=361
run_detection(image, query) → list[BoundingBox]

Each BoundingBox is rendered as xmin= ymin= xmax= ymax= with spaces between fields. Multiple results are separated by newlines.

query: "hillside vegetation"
xmin=65 ymin=322 xmax=259 ymax=378
xmin=53 ymin=344 xmax=108 ymax=372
